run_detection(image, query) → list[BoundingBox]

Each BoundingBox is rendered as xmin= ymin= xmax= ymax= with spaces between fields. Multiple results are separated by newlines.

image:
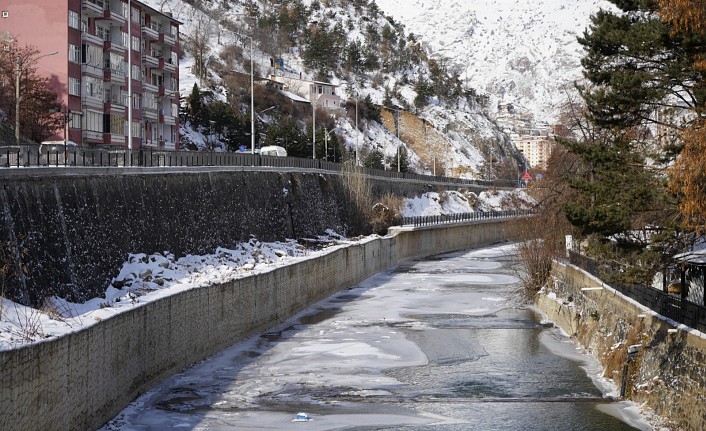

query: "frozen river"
xmin=104 ymin=244 xmax=651 ymax=430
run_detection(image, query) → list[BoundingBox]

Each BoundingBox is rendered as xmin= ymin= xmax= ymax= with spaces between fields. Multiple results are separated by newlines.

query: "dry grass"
xmin=507 ymin=217 xmax=558 ymax=302
xmin=340 ymin=161 xmax=373 ymax=234
xmin=601 ymin=319 xmax=646 ymax=394
xmin=370 ymin=193 xmax=404 ymax=235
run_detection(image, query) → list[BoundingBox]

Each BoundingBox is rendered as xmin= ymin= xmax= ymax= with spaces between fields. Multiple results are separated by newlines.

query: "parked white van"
xmin=259 ymin=145 xmax=287 ymax=157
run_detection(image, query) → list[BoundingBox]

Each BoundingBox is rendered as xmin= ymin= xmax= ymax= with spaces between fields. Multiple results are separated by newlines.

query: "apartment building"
xmin=510 ymin=133 xmax=553 ymax=170
xmin=1 ymin=0 xmax=180 ymax=149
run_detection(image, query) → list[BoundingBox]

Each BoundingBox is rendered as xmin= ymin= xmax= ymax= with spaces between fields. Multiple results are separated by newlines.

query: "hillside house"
xmin=268 ymin=75 xmax=343 ymax=112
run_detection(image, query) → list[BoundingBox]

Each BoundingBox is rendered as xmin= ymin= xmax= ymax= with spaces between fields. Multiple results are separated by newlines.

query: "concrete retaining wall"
xmin=537 ymin=261 xmax=706 ymax=431
xmin=0 ymin=219 xmax=508 ymax=431
xmin=0 ymin=168 xmax=451 ymax=306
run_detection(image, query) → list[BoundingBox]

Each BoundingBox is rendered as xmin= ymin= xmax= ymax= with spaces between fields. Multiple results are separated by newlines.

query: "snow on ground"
xmin=0 ymin=191 xmax=530 ymax=350
xmin=402 ymin=189 xmax=535 ymax=217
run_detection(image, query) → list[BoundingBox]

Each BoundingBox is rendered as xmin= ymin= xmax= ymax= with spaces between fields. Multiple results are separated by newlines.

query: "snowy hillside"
xmin=142 ymin=0 xmax=524 ymax=178
xmin=375 ymin=0 xmax=614 ymax=121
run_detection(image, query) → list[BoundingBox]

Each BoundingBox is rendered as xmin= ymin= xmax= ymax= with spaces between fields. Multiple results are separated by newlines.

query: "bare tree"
xmin=0 ymin=40 xmax=62 ymax=143
xmin=181 ymin=9 xmax=217 ymax=84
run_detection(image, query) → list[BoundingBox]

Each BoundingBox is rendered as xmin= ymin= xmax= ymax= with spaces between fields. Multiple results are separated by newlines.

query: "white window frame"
xmin=69 ymin=44 xmax=80 ymax=63
xmin=131 ymin=35 xmax=140 ymax=51
xmin=68 ymin=10 xmax=80 ymax=30
xmin=68 ymin=77 xmax=81 ymax=96
xmin=131 ymin=6 xmax=140 ymax=24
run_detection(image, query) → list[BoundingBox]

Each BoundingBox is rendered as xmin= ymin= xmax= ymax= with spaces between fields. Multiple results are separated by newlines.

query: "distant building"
xmin=2 ymin=0 xmax=181 ymax=149
xmin=268 ymin=75 xmax=343 ymax=112
xmin=511 ymin=133 xmax=553 ymax=170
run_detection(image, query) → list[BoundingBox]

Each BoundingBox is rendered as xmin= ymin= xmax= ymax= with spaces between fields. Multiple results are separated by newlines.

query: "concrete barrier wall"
xmin=538 ymin=262 xmax=706 ymax=431
xmin=0 ymin=220 xmax=508 ymax=431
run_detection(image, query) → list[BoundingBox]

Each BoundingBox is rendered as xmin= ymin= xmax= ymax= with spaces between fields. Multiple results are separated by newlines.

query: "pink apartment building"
xmin=0 ymin=0 xmax=180 ymax=149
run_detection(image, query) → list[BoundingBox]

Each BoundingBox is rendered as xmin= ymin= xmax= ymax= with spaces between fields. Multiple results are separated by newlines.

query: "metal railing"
xmin=401 ymin=210 xmax=534 ymax=227
xmin=568 ymin=250 xmax=706 ymax=332
xmin=0 ymin=146 xmax=518 ymax=187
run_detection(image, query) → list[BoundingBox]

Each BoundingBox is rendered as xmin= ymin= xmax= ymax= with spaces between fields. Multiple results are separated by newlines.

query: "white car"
xmin=259 ymin=145 xmax=287 ymax=157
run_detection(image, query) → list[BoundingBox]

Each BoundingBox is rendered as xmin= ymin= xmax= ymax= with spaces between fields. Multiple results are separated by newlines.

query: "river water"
xmin=104 ymin=244 xmax=651 ymax=431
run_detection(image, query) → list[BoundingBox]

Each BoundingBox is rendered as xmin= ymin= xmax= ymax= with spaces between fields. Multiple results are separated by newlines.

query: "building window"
xmin=133 ymin=93 xmax=141 ymax=109
xmin=82 ymin=44 xmax=102 ymax=67
xmin=69 ymin=77 xmax=81 ymax=96
xmin=68 ymin=10 xmax=80 ymax=30
xmin=131 ymin=35 xmax=140 ymax=51
xmin=69 ymin=112 xmax=82 ymax=129
xmin=81 ymin=19 xmax=88 ymax=33
xmin=171 ymin=103 xmax=178 ymax=117
xmin=143 ymin=93 xmax=157 ymax=110
xmin=122 ymin=32 xmax=128 ymax=48
xmin=131 ymin=6 xmax=140 ymax=24
xmin=69 ymin=44 xmax=80 ymax=63
xmin=110 ymin=114 xmax=125 ymax=135
xmin=132 ymin=121 xmax=141 ymax=137
xmin=131 ymin=64 xmax=141 ymax=80
xmin=84 ymin=110 xmax=103 ymax=132
xmin=97 ymin=25 xmax=110 ymax=41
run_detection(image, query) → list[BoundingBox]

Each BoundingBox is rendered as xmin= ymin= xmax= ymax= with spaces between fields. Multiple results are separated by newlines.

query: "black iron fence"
xmin=401 ymin=210 xmax=534 ymax=227
xmin=568 ymin=250 xmax=706 ymax=333
xmin=0 ymin=145 xmax=518 ymax=187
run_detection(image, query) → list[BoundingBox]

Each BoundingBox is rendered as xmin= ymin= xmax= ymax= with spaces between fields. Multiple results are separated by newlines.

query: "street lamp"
xmin=323 ymin=127 xmax=333 ymax=161
xmin=349 ymin=90 xmax=360 ymax=165
xmin=235 ymin=15 xmax=256 ymax=155
xmin=15 ymin=50 xmax=58 ymax=146
xmin=312 ymin=93 xmax=320 ymax=159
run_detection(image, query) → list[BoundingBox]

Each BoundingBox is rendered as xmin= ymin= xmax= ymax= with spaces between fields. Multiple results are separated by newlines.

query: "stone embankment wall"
xmin=0 ymin=168 xmax=474 ymax=306
xmin=0 ymin=219 xmax=508 ymax=431
xmin=537 ymin=261 xmax=706 ymax=431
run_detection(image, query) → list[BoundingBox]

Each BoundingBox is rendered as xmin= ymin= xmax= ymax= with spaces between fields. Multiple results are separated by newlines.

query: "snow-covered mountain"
xmin=375 ymin=0 xmax=614 ymax=122
xmin=143 ymin=0 xmax=529 ymax=179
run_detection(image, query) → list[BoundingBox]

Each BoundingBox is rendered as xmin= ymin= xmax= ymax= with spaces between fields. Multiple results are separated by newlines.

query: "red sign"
xmin=522 ymin=172 xmax=532 ymax=181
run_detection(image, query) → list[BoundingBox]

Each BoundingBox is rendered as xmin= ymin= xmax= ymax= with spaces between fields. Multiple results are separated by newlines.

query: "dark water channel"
xmin=104 ymin=245 xmax=648 ymax=431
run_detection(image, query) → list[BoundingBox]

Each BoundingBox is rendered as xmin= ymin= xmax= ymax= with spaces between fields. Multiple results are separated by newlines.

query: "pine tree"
xmin=577 ymin=1 xmax=706 ymax=128
xmin=363 ymin=149 xmax=384 ymax=170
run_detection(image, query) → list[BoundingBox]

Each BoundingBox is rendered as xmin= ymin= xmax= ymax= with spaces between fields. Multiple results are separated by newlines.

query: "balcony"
xmin=101 ymin=8 xmax=126 ymax=25
xmin=142 ymin=25 xmax=159 ymax=41
xmin=82 ymin=130 xmax=103 ymax=142
xmin=82 ymin=0 xmax=104 ymax=17
xmin=103 ymin=40 xmax=126 ymax=54
xmin=156 ymin=85 xmax=176 ymax=99
xmin=82 ymin=96 xmax=103 ymax=111
xmin=159 ymin=32 xmax=176 ymax=46
xmin=159 ymin=57 xmax=176 ymax=73
xmin=81 ymin=63 xmax=104 ymax=78
xmin=104 ymin=68 xmax=126 ymax=84
xmin=159 ymin=111 xmax=176 ymax=125
xmin=143 ymin=82 xmax=158 ymax=93
xmin=143 ymin=107 xmax=158 ymax=121
xmin=142 ymin=52 xmax=159 ymax=67
xmin=81 ymin=30 xmax=104 ymax=46
xmin=104 ymin=133 xmax=125 ymax=146
xmin=104 ymin=101 xmax=126 ymax=114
